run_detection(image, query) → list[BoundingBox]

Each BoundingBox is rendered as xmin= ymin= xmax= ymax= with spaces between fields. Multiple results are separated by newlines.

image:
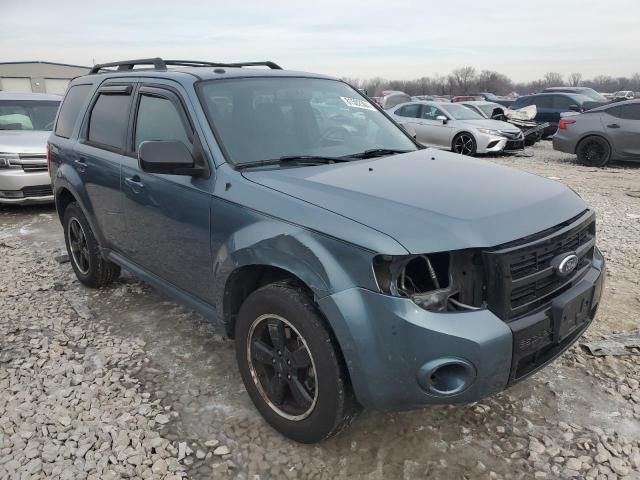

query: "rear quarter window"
xmin=54 ymin=84 xmax=93 ymax=138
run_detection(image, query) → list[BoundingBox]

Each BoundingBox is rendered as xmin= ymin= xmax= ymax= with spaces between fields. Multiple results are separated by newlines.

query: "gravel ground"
xmin=1 ymin=141 xmax=639 ymax=480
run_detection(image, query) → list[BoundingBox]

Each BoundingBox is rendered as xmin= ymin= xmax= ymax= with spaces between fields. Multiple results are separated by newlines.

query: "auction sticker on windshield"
xmin=340 ymin=96 xmax=376 ymax=111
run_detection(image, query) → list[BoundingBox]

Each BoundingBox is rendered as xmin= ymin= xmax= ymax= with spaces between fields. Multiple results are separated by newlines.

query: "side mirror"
xmin=138 ymin=141 xmax=204 ymax=177
xmin=568 ymin=105 xmax=581 ymax=112
xmin=436 ymin=115 xmax=448 ymax=124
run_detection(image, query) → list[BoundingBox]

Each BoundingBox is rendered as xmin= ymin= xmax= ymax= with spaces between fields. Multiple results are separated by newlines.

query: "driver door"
xmin=120 ymin=84 xmax=214 ymax=303
xmin=415 ymin=105 xmax=454 ymax=148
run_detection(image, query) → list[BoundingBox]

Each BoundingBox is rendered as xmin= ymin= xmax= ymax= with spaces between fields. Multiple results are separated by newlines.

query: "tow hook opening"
xmin=417 ymin=358 xmax=476 ymax=396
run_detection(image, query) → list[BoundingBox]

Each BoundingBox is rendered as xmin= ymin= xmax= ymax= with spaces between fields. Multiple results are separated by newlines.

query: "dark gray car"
xmin=553 ymin=100 xmax=640 ymax=166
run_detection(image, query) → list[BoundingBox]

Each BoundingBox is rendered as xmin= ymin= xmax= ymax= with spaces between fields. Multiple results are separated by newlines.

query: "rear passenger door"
xmin=120 ymin=83 xmax=214 ymax=302
xmin=75 ymin=82 xmax=135 ymax=249
xmin=604 ymin=104 xmax=640 ymax=157
xmin=415 ymin=105 xmax=454 ymax=148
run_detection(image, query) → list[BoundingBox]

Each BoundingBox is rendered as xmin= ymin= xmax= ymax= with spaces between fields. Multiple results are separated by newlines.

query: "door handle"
xmin=124 ymin=176 xmax=144 ymax=193
xmin=607 ymin=124 xmax=620 ymax=129
xmin=73 ymin=158 xmax=87 ymax=172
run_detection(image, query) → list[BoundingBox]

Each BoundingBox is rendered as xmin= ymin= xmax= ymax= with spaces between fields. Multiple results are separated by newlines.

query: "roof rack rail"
xmin=89 ymin=58 xmax=282 ymax=74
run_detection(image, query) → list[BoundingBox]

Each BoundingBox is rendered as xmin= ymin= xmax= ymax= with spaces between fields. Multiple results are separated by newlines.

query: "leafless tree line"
xmin=343 ymin=67 xmax=640 ymax=97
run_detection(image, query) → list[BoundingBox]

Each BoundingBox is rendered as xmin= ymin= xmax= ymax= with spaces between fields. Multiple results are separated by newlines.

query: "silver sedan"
xmin=389 ymin=101 xmax=524 ymax=155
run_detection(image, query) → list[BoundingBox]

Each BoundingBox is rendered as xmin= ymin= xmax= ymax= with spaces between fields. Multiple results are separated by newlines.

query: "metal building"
xmin=0 ymin=61 xmax=90 ymax=95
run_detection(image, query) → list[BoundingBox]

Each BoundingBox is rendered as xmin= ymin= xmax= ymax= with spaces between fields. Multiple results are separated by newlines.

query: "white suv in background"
xmin=0 ymin=92 xmax=61 ymax=204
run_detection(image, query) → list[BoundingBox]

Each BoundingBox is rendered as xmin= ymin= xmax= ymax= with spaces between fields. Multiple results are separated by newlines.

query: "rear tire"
xmin=452 ymin=132 xmax=477 ymax=156
xmin=63 ymin=202 xmax=120 ymax=288
xmin=576 ymin=136 xmax=611 ymax=167
xmin=235 ymin=282 xmax=360 ymax=443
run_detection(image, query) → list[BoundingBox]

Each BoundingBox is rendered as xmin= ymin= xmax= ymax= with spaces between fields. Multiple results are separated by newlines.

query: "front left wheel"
xmin=452 ymin=132 xmax=477 ymax=156
xmin=235 ymin=282 xmax=360 ymax=443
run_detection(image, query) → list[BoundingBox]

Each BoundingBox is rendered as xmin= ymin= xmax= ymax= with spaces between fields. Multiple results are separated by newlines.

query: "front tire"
xmin=576 ymin=136 xmax=611 ymax=167
xmin=235 ymin=282 xmax=360 ymax=443
xmin=452 ymin=132 xmax=477 ymax=156
xmin=63 ymin=202 xmax=120 ymax=288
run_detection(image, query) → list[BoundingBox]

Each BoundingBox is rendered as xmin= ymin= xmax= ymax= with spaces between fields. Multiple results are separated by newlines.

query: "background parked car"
xmin=451 ymin=95 xmax=482 ymax=103
xmin=390 ymin=101 xmax=524 ymax=155
xmin=553 ymin=99 xmax=640 ymax=167
xmin=379 ymin=91 xmax=411 ymax=109
xmin=0 ymin=92 xmax=61 ymax=204
xmin=459 ymin=100 xmax=544 ymax=146
xmin=612 ymin=91 xmax=636 ymax=101
xmin=541 ymin=86 xmax=609 ymax=103
xmin=510 ymin=92 xmax=604 ymax=137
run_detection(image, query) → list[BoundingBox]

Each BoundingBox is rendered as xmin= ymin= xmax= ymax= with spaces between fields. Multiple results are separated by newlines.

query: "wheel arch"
xmin=575 ymin=133 xmax=612 ymax=155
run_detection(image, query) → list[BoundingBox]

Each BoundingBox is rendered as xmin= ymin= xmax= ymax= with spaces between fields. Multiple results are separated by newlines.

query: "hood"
xmin=243 ymin=149 xmax=586 ymax=254
xmin=458 ymin=119 xmax=521 ymax=132
xmin=0 ymin=130 xmax=50 ymax=154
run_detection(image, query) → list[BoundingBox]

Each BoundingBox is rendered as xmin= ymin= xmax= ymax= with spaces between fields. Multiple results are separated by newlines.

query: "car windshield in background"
xmin=198 ymin=77 xmax=417 ymax=166
xmin=0 ymin=100 xmax=60 ymax=131
xmin=442 ymin=103 xmax=485 ymax=120
xmin=581 ymin=89 xmax=608 ymax=102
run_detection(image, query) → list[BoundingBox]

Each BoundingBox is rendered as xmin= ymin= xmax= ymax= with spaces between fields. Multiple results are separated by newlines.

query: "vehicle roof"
xmin=0 ymin=92 xmax=62 ymax=101
xmin=518 ymin=92 xmax=593 ymax=102
xmin=543 ymin=86 xmax=593 ymax=91
xmin=458 ymin=100 xmax=502 ymax=107
xmin=77 ymin=66 xmax=335 ymax=84
xmin=588 ymin=98 xmax=640 ymax=111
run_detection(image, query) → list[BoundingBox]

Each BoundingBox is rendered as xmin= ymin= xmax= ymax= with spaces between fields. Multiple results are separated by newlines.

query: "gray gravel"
xmin=1 ymin=140 xmax=639 ymax=479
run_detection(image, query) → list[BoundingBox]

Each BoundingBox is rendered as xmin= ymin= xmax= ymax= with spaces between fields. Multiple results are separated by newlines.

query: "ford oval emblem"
xmin=555 ymin=253 xmax=579 ymax=277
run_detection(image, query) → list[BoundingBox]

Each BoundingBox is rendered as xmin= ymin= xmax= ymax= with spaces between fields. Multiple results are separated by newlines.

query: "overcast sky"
xmin=2 ymin=0 xmax=638 ymax=82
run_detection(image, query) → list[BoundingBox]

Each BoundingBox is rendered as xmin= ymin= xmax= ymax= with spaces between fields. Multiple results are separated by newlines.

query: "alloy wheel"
xmin=247 ymin=314 xmax=318 ymax=421
xmin=582 ymin=140 xmax=605 ymax=164
xmin=453 ymin=134 xmax=475 ymax=155
xmin=68 ymin=218 xmax=90 ymax=275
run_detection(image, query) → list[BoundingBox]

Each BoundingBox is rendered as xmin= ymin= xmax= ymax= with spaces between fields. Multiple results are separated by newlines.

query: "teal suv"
xmin=48 ymin=58 xmax=605 ymax=443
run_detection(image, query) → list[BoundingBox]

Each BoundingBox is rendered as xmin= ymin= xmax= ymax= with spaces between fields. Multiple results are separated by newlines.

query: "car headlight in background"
xmin=0 ymin=153 xmax=21 ymax=169
xmin=476 ymin=128 xmax=503 ymax=136
xmin=372 ymin=251 xmax=486 ymax=312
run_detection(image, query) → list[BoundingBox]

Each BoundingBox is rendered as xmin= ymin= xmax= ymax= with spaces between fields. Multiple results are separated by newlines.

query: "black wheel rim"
xmin=247 ymin=314 xmax=318 ymax=421
xmin=582 ymin=141 xmax=605 ymax=164
xmin=68 ymin=218 xmax=90 ymax=275
xmin=453 ymin=134 xmax=475 ymax=155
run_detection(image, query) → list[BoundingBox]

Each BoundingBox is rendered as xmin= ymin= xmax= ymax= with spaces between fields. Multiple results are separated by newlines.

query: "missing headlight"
xmin=373 ymin=251 xmax=485 ymax=312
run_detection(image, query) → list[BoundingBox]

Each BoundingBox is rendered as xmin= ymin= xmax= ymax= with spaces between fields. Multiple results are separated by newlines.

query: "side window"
xmin=396 ymin=104 xmax=420 ymax=118
xmin=134 ymin=94 xmax=191 ymax=152
xmin=533 ymin=96 xmax=553 ymax=109
xmin=421 ymin=105 xmax=445 ymax=120
xmin=610 ymin=104 xmax=640 ymax=120
xmin=512 ymin=97 xmax=531 ymax=109
xmin=552 ymin=95 xmax=576 ymax=110
xmin=55 ymin=84 xmax=92 ymax=138
xmin=87 ymin=92 xmax=131 ymax=150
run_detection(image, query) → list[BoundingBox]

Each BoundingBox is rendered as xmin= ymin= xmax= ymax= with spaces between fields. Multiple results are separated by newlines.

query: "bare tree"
xmin=543 ymin=72 xmax=564 ymax=88
xmin=568 ymin=72 xmax=583 ymax=87
xmin=450 ymin=67 xmax=477 ymax=94
xmin=477 ymin=70 xmax=514 ymax=95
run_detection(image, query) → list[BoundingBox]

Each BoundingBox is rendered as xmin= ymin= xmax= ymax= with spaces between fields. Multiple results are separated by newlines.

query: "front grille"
xmin=483 ymin=211 xmax=596 ymax=320
xmin=16 ymin=154 xmax=47 ymax=172
xmin=505 ymin=140 xmax=524 ymax=151
xmin=499 ymin=130 xmax=524 ymax=140
xmin=21 ymin=185 xmax=53 ymax=198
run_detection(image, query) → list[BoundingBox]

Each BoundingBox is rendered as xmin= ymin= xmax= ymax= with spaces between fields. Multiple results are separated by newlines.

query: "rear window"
xmin=87 ymin=93 xmax=131 ymax=150
xmin=0 ymin=99 xmax=60 ymax=131
xmin=55 ymin=84 xmax=92 ymax=138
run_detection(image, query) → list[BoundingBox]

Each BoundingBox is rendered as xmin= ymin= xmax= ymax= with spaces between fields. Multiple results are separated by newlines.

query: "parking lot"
xmin=1 ymin=141 xmax=639 ymax=480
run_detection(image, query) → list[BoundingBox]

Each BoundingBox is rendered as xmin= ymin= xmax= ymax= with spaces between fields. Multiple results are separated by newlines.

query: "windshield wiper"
xmin=237 ymin=155 xmax=351 ymax=169
xmin=345 ymin=148 xmax=412 ymax=159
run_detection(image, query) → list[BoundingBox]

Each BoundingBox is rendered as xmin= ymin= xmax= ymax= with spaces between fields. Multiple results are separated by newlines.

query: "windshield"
xmin=0 ymin=100 xmax=60 ymax=131
xmin=198 ymin=77 xmax=417 ymax=166
xmin=441 ymin=103 xmax=485 ymax=120
xmin=579 ymin=89 xmax=607 ymax=102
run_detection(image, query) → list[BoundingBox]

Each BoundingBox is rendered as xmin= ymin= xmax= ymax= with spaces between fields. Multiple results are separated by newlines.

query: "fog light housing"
xmin=0 ymin=190 xmax=24 ymax=199
xmin=417 ymin=357 xmax=476 ymax=396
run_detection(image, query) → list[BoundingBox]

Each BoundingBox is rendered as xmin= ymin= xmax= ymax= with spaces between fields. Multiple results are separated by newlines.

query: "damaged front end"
xmin=373 ymin=250 xmax=486 ymax=312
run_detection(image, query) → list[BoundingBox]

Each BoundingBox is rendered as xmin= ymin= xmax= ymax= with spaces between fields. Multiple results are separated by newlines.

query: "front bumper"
xmin=0 ymin=170 xmax=53 ymax=205
xmin=477 ymin=133 xmax=525 ymax=154
xmin=318 ymin=248 xmax=605 ymax=410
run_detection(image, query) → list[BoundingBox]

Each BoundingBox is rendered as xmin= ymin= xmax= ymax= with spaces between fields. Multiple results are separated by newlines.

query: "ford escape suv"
xmin=49 ymin=58 xmax=605 ymax=443
xmin=0 ymin=92 xmax=61 ymax=204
